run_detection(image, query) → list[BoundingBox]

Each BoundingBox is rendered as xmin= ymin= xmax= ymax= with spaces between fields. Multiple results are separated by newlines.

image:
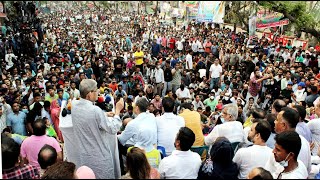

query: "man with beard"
xmin=233 ymin=120 xmax=273 ymax=179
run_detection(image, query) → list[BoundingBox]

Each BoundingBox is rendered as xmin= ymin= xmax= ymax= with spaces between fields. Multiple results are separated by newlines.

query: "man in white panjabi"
xmin=71 ymin=79 xmax=124 ymax=179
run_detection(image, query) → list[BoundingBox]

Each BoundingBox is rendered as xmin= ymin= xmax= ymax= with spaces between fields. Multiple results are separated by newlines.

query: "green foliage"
xmin=258 ymin=1 xmax=319 ymax=40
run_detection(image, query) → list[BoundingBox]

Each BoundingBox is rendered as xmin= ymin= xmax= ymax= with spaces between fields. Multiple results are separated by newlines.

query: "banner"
xmin=263 ymin=32 xmax=308 ymax=50
xmin=212 ymin=1 xmax=225 ymax=24
xmin=256 ymin=19 xmax=289 ymax=29
xmin=196 ymin=1 xmax=225 ymax=23
xmin=256 ymin=7 xmax=289 ymax=29
xmin=187 ymin=7 xmax=199 ymax=20
xmin=185 ymin=1 xmax=199 ymax=7
xmin=249 ymin=16 xmax=257 ymax=39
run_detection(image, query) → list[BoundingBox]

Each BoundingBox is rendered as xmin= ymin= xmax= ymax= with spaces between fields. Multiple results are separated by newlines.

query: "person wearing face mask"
xmin=204 ymin=104 xmax=245 ymax=146
xmin=233 ymin=120 xmax=273 ymax=179
xmin=264 ymin=107 xmax=311 ymax=178
xmin=273 ymin=131 xmax=308 ymax=179
xmin=152 ymin=61 xmax=164 ymax=96
xmin=203 ymin=92 xmax=218 ymax=111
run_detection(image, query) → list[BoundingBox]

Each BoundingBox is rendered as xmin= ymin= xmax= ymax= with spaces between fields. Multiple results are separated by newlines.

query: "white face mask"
xmin=220 ymin=117 xmax=225 ymax=123
xmin=279 ymin=153 xmax=291 ymax=167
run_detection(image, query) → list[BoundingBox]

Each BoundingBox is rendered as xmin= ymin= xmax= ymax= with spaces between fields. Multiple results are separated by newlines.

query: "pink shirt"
xmin=151 ymin=99 xmax=162 ymax=110
xmin=21 ymin=135 xmax=62 ymax=170
xmin=126 ymin=61 xmax=135 ymax=69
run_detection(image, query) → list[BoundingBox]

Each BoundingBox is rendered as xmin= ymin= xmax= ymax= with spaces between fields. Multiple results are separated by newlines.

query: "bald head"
xmin=272 ymin=99 xmax=286 ymax=115
xmin=247 ymin=167 xmax=273 ymax=179
xmin=38 ymin=145 xmax=58 ymax=170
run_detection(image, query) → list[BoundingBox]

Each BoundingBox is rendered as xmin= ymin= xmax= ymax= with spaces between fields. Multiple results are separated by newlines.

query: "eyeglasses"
xmin=221 ymin=111 xmax=228 ymax=115
xmin=90 ymin=89 xmax=100 ymax=94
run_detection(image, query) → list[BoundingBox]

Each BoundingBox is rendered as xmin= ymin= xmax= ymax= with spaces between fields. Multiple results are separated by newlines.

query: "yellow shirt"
xmin=243 ymin=115 xmax=253 ymax=128
xmin=179 ymin=109 xmax=204 ymax=146
xmin=99 ymin=86 xmax=108 ymax=94
xmin=134 ymin=51 xmax=144 ymax=65
xmin=125 ymin=103 xmax=136 ymax=110
xmin=127 ymin=147 xmax=161 ymax=169
xmin=44 ymin=94 xmax=59 ymax=103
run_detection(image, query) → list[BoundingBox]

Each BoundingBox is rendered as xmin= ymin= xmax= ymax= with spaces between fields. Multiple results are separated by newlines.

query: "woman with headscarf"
xmin=50 ymin=99 xmax=63 ymax=142
xmin=197 ymin=137 xmax=238 ymax=179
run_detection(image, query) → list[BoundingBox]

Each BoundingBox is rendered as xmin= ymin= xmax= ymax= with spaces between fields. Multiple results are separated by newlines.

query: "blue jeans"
xmin=210 ymin=77 xmax=220 ymax=89
xmin=162 ymin=81 xmax=172 ymax=97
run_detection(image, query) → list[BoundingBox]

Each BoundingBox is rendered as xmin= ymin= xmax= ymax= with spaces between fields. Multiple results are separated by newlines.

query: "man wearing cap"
xmin=281 ymin=81 xmax=294 ymax=104
xmin=292 ymin=82 xmax=307 ymax=104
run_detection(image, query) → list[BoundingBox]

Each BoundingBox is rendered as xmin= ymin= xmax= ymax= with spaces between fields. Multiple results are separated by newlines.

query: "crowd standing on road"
xmin=2 ymin=4 xmax=320 ymax=179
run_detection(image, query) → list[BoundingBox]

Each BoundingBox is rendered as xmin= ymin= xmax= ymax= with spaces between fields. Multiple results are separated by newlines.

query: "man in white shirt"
xmin=142 ymin=32 xmax=149 ymax=45
xmin=233 ymin=121 xmax=273 ymax=179
xmin=280 ymin=71 xmax=292 ymax=90
xmin=70 ymin=81 xmax=80 ymax=100
xmin=118 ymin=98 xmax=157 ymax=147
xmin=307 ymin=101 xmax=320 ymax=155
xmin=274 ymin=131 xmax=308 ymax=179
xmin=175 ymin=84 xmax=191 ymax=103
xmin=292 ymin=82 xmax=307 ymax=104
xmin=153 ymin=61 xmax=165 ymax=95
xmin=282 ymin=48 xmax=290 ymax=63
xmin=209 ymin=58 xmax=222 ymax=89
xmin=191 ymin=39 xmax=198 ymax=53
xmin=156 ymin=97 xmax=185 ymax=156
xmin=205 ymin=104 xmax=245 ymax=145
xmin=264 ymin=107 xmax=311 ymax=178
xmin=185 ymin=51 xmax=193 ymax=70
xmin=118 ymin=98 xmax=157 ymax=173
xmin=159 ymin=127 xmax=202 ymax=179
xmin=175 ymin=38 xmax=183 ymax=52
xmin=192 ymin=95 xmax=205 ymax=111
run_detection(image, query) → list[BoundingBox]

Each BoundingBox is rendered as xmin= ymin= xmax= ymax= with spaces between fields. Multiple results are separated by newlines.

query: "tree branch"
xmin=258 ymin=1 xmax=320 ymax=41
xmin=225 ymin=2 xmax=250 ymax=17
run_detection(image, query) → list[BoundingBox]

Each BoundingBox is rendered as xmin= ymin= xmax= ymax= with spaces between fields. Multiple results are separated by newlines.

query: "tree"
xmin=92 ymin=1 xmax=112 ymax=11
xmin=224 ymin=1 xmax=254 ymax=31
xmin=258 ymin=1 xmax=320 ymax=41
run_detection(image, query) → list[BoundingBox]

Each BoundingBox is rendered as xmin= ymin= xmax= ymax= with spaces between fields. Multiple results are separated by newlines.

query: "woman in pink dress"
xmin=50 ymin=99 xmax=63 ymax=142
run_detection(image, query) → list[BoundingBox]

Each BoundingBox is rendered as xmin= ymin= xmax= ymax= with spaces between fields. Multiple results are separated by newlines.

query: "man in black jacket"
xmin=114 ymin=56 xmax=124 ymax=82
xmin=162 ymin=60 xmax=173 ymax=97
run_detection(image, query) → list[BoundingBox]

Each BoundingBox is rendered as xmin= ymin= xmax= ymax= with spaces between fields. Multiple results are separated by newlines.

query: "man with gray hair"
xmin=71 ymin=79 xmax=124 ymax=179
xmin=205 ymin=103 xmax=245 ymax=146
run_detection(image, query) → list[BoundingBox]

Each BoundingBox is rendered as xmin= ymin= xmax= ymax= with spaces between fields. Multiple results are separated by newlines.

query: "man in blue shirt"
xmin=6 ymin=102 xmax=27 ymax=136
xmin=151 ymin=39 xmax=160 ymax=58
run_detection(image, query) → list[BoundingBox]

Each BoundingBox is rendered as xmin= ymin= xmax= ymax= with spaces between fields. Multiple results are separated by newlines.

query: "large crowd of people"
xmin=2 ymin=2 xmax=320 ymax=179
